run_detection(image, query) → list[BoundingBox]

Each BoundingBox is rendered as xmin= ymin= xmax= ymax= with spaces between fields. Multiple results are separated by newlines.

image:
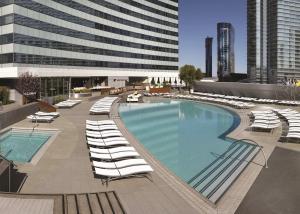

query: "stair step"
xmin=76 ymin=194 xmax=92 ymax=214
xmin=66 ymin=195 xmax=78 ymax=214
xmin=188 ymin=142 xmax=243 ymax=186
xmin=192 ymin=143 xmax=249 ymax=189
xmin=106 ymin=191 xmax=125 ymax=214
xmin=97 ymin=193 xmax=114 ymax=214
xmin=87 ymin=193 xmax=103 ymax=214
xmin=201 ymin=145 xmax=256 ymax=196
xmin=208 ymin=146 xmax=260 ymax=203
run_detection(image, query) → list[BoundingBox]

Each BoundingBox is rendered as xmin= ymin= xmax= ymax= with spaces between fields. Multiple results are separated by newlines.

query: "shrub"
xmin=53 ymin=95 xmax=67 ymax=104
xmin=72 ymin=87 xmax=91 ymax=93
xmin=0 ymin=87 xmax=10 ymax=105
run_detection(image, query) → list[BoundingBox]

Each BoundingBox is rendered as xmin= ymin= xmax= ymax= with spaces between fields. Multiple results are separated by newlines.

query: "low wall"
xmin=0 ymin=102 xmax=39 ymax=130
xmin=194 ymin=82 xmax=300 ymax=100
xmin=149 ymin=87 xmax=171 ymax=93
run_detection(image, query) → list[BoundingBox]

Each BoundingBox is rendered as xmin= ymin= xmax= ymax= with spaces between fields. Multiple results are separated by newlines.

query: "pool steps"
xmin=187 ymin=142 xmax=259 ymax=203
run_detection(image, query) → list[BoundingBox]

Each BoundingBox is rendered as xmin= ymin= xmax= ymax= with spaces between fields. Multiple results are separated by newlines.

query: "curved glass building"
xmin=0 ymin=0 xmax=178 ymax=97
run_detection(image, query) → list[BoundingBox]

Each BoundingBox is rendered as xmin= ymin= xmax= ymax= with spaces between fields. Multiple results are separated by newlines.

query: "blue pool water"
xmin=119 ymin=99 xmax=241 ymax=182
xmin=0 ymin=129 xmax=52 ymax=163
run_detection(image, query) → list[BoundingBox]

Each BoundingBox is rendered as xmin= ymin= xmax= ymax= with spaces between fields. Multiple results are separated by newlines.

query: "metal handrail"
xmin=232 ymin=138 xmax=268 ymax=168
xmin=0 ymin=153 xmax=16 ymax=167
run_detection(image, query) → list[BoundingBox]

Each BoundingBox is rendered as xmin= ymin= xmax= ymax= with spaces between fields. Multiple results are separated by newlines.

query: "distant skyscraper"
xmin=205 ymin=37 xmax=213 ymax=77
xmin=247 ymin=0 xmax=268 ymax=83
xmin=217 ymin=23 xmax=235 ymax=81
xmin=247 ymin=0 xmax=300 ymax=84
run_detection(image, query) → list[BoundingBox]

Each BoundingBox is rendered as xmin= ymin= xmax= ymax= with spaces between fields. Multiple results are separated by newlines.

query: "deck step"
xmin=187 ymin=142 xmax=259 ymax=203
xmin=61 ymin=191 xmax=125 ymax=214
xmin=76 ymin=194 xmax=92 ymax=214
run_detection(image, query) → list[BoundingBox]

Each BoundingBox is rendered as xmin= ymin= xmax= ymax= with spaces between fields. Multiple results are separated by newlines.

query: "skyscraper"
xmin=0 ymin=0 xmax=178 ymax=98
xmin=247 ymin=0 xmax=300 ymax=84
xmin=217 ymin=23 xmax=235 ymax=81
xmin=247 ymin=0 xmax=268 ymax=83
xmin=205 ymin=37 xmax=213 ymax=77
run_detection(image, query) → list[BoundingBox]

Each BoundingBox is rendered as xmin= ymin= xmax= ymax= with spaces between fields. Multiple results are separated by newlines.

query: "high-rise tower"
xmin=217 ymin=23 xmax=235 ymax=81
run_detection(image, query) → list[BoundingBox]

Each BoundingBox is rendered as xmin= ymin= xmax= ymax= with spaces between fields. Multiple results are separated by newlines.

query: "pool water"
xmin=119 ymin=100 xmax=241 ymax=182
xmin=0 ymin=129 xmax=52 ymax=163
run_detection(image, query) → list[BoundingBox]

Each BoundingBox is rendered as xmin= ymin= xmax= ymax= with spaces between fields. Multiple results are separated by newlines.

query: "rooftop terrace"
xmin=0 ymin=94 xmax=299 ymax=213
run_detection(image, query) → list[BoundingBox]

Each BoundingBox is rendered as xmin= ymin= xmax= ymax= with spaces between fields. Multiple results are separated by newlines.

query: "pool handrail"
xmin=232 ymin=138 xmax=268 ymax=168
xmin=0 ymin=153 xmax=16 ymax=167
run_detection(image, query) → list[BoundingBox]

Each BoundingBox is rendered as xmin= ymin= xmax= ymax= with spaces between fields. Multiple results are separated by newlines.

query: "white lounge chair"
xmin=86 ymin=130 xmax=123 ymax=138
xmin=86 ymin=120 xmax=116 ymax=126
xmin=27 ymin=115 xmax=54 ymax=123
xmin=250 ymin=123 xmax=281 ymax=130
xmin=86 ymin=124 xmax=118 ymax=131
xmin=90 ymin=151 xmax=140 ymax=160
xmin=87 ymin=140 xmax=130 ymax=147
xmin=35 ymin=111 xmax=60 ymax=117
xmin=87 ymin=136 xmax=127 ymax=143
xmin=89 ymin=146 xmax=135 ymax=154
xmin=94 ymin=164 xmax=153 ymax=183
xmin=92 ymin=159 xmax=147 ymax=169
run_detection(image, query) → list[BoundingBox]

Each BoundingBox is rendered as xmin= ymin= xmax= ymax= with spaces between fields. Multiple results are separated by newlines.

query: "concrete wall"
xmin=9 ymin=89 xmax=23 ymax=105
xmin=194 ymin=82 xmax=300 ymax=100
xmin=0 ymin=102 xmax=39 ymax=130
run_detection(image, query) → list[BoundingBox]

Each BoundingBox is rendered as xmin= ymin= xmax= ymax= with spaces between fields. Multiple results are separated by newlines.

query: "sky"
xmin=179 ymin=0 xmax=247 ymax=76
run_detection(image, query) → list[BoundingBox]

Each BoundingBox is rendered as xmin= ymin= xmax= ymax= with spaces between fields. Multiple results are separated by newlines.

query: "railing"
xmin=232 ymin=138 xmax=268 ymax=168
xmin=0 ymin=153 xmax=16 ymax=168
xmin=0 ymin=153 xmax=16 ymax=192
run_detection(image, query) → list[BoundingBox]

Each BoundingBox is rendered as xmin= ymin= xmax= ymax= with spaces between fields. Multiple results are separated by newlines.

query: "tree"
xmin=174 ymin=78 xmax=177 ymax=84
xmin=169 ymin=77 xmax=172 ymax=84
xmin=17 ymin=72 xmax=40 ymax=102
xmin=157 ymin=77 xmax=160 ymax=84
xmin=150 ymin=77 xmax=155 ymax=85
xmin=179 ymin=65 xmax=203 ymax=89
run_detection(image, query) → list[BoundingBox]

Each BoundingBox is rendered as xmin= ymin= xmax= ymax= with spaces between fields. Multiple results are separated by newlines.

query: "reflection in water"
xmin=119 ymin=100 xmax=240 ymax=182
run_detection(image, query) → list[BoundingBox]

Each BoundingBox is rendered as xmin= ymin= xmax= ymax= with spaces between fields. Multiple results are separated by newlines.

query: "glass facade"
xmin=247 ymin=0 xmax=268 ymax=83
xmin=217 ymin=23 xmax=235 ymax=81
xmin=248 ymin=0 xmax=300 ymax=83
xmin=205 ymin=37 xmax=213 ymax=77
xmin=0 ymin=0 xmax=179 ymax=86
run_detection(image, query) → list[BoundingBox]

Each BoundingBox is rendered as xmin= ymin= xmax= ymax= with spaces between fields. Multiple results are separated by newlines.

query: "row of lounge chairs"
xmin=85 ymin=120 xmax=154 ymax=183
xmin=194 ymin=92 xmax=300 ymax=106
xmin=27 ymin=111 xmax=60 ymax=123
xmin=273 ymin=109 xmax=300 ymax=142
xmin=55 ymin=99 xmax=82 ymax=108
xmin=249 ymin=110 xmax=281 ymax=130
xmin=171 ymin=94 xmax=256 ymax=109
xmin=89 ymin=97 xmax=118 ymax=115
xmin=144 ymin=92 xmax=255 ymax=109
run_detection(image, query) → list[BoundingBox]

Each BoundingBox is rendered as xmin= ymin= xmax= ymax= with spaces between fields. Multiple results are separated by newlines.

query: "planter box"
xmin=149 ymin=87 xmax=171 ymax=93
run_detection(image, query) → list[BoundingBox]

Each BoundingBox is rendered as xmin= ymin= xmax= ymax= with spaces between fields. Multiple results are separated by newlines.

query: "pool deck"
xmin=1 ymin=96 xmax=300 ymax=214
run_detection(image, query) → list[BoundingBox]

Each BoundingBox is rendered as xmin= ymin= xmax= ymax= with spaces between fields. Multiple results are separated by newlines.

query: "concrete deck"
xmin=2 ymin=97 xmax=299 ymax=213
xmin=235 ymin=147 xmax=300 ymax=214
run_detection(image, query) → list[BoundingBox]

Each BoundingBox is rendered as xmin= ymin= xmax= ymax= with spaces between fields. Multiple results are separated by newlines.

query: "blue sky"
xmin=179 ymin=0 xmax=247 ymax=76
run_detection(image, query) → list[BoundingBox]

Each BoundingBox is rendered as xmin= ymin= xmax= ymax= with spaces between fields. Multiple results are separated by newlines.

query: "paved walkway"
xmin=2 ymin=97 xmax=299 ymax=213
xmin=0 ymin=196 xmax=53 ymax=214
xmin=235 ymin=147 xmax=300 ymax=214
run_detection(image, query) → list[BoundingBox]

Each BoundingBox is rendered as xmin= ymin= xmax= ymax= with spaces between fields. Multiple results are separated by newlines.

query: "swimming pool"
xmin=119 ymin=99 xmax=259 ymax=203
xmin=0 ymin=129 xmax=53 ymax=163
